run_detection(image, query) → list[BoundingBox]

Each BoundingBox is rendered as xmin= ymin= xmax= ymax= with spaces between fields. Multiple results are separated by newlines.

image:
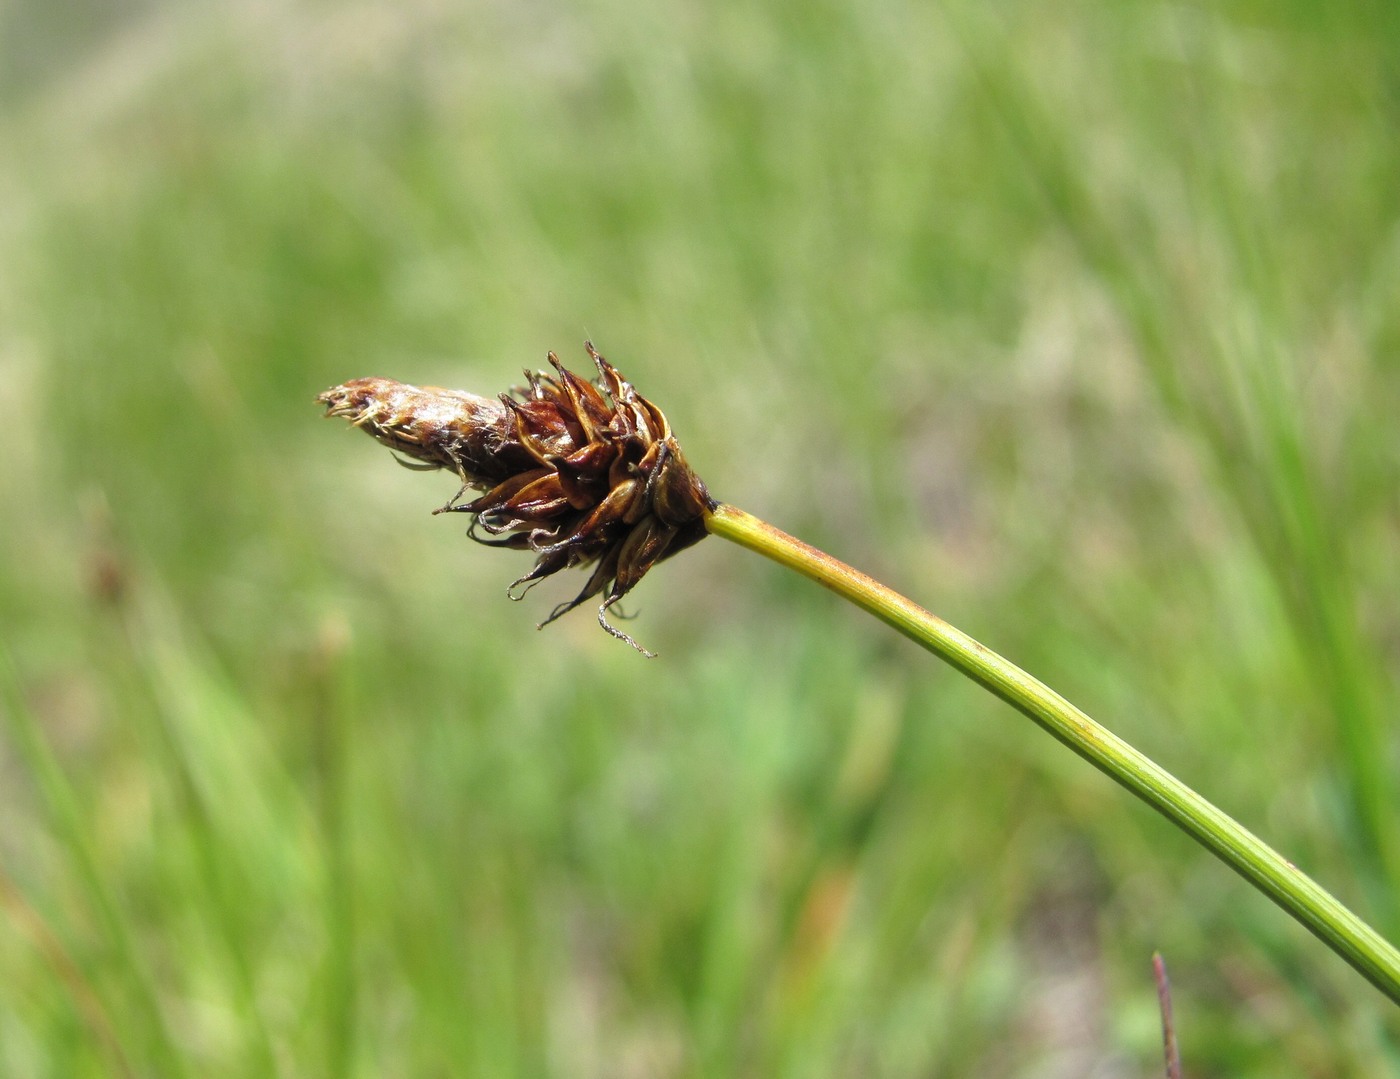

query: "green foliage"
xmin=1 ymin=0 xmax=1398 ymax=1074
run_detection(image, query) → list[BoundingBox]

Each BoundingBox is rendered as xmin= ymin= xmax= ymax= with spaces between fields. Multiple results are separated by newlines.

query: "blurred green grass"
xmin=2 ymin=0 xmax=1399 ymax=1074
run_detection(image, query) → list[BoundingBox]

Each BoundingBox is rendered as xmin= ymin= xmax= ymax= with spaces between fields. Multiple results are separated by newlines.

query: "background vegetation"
xmin=2 ymin=0 xmax=1398 ymax=1074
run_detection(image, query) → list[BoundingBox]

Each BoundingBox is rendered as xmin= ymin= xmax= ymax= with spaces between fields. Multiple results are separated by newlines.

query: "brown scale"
xmin=317 ymin=343 xmax=714 ymax=655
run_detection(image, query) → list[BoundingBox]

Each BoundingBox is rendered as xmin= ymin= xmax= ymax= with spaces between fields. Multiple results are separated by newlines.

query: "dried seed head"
xmin=317 ymin=343 xmax=715 ymax=655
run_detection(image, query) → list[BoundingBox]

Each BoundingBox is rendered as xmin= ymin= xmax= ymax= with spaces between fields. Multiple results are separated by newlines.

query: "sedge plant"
xmin=317 ymin=342 xmax=1400 ymax=1006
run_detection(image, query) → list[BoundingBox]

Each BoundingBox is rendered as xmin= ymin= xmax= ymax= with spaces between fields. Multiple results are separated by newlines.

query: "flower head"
xmin=318 ymin=343 xmax=714 ymax=655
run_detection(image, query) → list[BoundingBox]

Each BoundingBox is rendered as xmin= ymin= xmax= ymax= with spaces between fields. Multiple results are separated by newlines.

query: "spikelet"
xmin=317 ymin=343 xmax=714 ymax=655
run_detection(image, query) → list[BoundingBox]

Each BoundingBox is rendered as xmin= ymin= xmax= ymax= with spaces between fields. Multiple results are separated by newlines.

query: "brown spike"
xmin=317 ymin=345 xmax=715 ymax=654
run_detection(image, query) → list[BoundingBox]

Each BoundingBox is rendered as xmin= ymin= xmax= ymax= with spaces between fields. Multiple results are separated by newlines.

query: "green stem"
xmin=703 ymin=502 xmax=1400 ymax=1004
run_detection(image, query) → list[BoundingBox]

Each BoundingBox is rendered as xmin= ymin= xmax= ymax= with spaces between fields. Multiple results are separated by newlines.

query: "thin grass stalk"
xmin=703 ymin=502 xmax=1400 ymax=1005
xmin=0 ymin=863 xmax=137 ymax=1078
xmin=0 ymin=647 xmax=188 ymax=1076
xmin=309 ymin=625 xmax=357 ymax=1078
